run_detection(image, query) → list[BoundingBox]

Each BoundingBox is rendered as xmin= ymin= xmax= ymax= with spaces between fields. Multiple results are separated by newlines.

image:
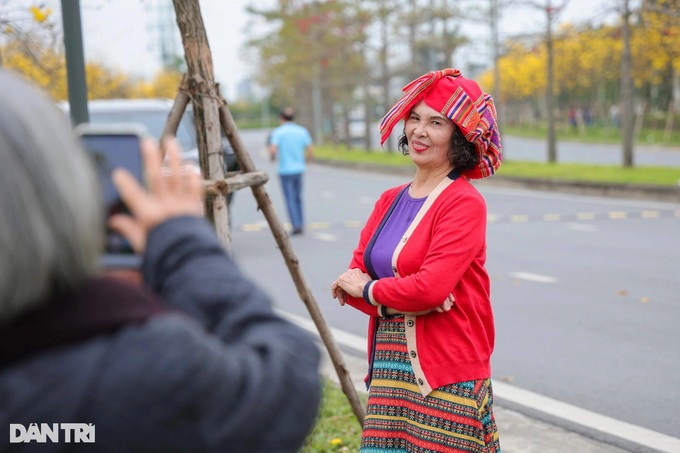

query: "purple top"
xmin=369 ymin=187 xmax=427 ymax=279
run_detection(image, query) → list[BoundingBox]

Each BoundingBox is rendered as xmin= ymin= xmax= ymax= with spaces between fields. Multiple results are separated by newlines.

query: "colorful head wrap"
xmin=379 ymin=68 xmax=502 ymax=179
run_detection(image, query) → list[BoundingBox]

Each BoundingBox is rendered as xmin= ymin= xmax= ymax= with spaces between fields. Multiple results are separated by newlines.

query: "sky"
xmin=75 ymin=0 xmax=612 ymax=101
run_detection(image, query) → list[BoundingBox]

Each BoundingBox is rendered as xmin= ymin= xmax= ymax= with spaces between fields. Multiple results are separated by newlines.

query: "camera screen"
xmin=80 ymin=133 xmax=142 ymax=255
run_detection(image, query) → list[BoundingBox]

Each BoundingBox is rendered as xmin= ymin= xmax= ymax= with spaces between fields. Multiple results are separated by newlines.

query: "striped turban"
xmin=379 ymin=68 xmax=502 ymax=179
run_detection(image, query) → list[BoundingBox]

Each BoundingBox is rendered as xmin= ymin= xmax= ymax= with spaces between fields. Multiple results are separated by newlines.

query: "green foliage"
xmin=300 ymin=379 xmax=366 ymax=453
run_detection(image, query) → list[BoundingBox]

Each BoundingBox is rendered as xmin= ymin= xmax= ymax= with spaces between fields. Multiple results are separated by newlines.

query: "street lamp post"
xmin=61 ymin=0 xmax=89 ymax=126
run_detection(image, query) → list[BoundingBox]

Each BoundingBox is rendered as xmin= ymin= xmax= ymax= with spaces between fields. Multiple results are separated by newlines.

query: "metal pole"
xmin=61 ymin=0 xmax=89 ymax=126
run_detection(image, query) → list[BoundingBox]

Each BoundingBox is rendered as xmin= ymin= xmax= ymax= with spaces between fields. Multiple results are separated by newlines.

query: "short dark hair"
xmin=280 ymin=107 xmax=295 ymax=121
xmin=397 ymin=124 xmax=479 ymax=172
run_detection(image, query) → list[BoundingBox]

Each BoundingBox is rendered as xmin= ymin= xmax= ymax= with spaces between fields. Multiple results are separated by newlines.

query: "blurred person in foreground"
xmin=331 ymin=68 xmax=503 ymax=452
xmin=268 ymin=107 xmax=314 ymax=235
xmin=0 ymin=70 xmax=321 ymax=452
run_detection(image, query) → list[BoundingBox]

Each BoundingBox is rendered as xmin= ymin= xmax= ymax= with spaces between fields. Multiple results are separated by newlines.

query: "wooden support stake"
xmin=203 ymin=171 xmax=269 ymax=197
xmin=171 ymin=0 xmax=366 ymax=427
xmin=173 ymin=0 xmax=231 ymax=253
xmin=218 ymin=101 xmax=366 ymax=426
xmin=161 ymin=75 xmax=190 ymax=148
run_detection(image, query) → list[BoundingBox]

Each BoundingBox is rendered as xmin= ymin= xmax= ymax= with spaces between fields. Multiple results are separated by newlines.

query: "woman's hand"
xmin=332 ymin=268 xmax=372 ymax=306
xmin=435 ymin=293 xmax=455 ymax=313
xmin=108 ymin=138 xmax=204 ymax=254
xmin=331 ymin=281 xmax=348 ymax=306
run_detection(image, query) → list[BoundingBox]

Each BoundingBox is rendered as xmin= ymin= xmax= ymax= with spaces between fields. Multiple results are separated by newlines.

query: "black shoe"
xmin=291 ymin=228 xmax=304 ymax=235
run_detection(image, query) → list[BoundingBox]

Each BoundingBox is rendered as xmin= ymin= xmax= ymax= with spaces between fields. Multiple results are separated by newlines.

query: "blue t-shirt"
xmin=270 ymin=122 xmax=312 ymax=175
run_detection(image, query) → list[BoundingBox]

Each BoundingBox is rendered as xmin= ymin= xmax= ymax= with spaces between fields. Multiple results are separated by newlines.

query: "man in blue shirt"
xmin=269 ymin=107 xmax=314 ymax=235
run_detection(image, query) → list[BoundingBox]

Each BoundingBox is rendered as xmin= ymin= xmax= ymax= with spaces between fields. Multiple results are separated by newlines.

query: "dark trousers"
xmin=279 ymin=173 xmax=304 ymax=230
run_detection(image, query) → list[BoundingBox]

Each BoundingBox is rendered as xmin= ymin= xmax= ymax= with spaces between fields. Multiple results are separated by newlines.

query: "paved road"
xmin=377 ymin=127 xmax=680 ymax=167
xmin=502 ymin=136 xmax=680 ymax=167
xmin=228 ymin=129 xmax=680 ymax=446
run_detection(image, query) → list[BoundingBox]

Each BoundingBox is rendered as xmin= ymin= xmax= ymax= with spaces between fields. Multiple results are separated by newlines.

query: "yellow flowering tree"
xmin=638 ymin=0 xmax=680 ymax=109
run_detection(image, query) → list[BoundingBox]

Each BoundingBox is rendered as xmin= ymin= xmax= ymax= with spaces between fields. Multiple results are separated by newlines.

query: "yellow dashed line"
xmin=237 ymin=208 xmax=677 ymax=233
xmin=241 ymin=224 xmax=263 ymax=232
xmin=308 ymin=222 xmax=331 ymax=230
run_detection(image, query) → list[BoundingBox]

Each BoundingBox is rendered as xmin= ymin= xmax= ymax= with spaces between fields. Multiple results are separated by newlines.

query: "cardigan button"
xmin=406 ymin=320 xmax=414 ymax=327
xmin=410 ymin=350 xmax=417 ymax=358
xmin=391 ymin=266 xmax=397 ymax=273
xmin=418 ymin=378 xmax=424 ymax=385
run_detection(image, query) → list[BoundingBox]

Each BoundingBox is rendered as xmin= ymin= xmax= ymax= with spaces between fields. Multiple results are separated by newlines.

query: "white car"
xmin=60 ymin=98 xmax=239 ymax=202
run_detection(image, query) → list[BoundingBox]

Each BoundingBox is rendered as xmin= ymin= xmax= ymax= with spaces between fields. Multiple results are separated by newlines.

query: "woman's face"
xmin=404 ymin=100 xmax=454 ymax=171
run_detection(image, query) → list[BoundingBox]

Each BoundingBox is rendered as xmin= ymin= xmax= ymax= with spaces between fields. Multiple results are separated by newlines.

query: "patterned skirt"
xmin=360 ymin=317 xmax=501 ymax=453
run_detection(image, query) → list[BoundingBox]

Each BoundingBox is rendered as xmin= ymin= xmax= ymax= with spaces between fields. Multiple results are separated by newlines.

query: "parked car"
xmin=59 ymin=98 xmax=240 ymax=203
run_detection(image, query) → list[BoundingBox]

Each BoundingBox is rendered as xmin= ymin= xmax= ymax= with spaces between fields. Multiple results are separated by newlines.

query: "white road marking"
xmin=510 ymin=272 xmax=557 ymax=284
xmin=313 ymin=232 xmax=337 ymax=242
xmin=277 ymin=309 xmax=680 ymax=453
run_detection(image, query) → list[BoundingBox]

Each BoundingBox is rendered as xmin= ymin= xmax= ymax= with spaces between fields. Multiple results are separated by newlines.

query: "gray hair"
xmin=0 ymin=70 xmax=103 ymax=324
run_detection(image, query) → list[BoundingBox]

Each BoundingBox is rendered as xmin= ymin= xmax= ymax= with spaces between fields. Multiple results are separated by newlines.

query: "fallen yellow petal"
xmin=330 ymin=438 xmax=343 ymax=446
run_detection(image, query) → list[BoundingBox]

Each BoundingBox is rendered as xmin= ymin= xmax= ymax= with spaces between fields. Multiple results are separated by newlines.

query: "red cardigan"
xmin=344 ymin=174 xmax=495 ymax=396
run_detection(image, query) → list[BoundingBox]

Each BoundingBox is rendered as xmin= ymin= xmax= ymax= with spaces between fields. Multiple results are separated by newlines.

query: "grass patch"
xmin=300 ymin=379 xmax=366 ymax=453
xmin=316 ymin=145 xmax=680 ymax=187
xmin=498 ymin=161 xmax=680 ymax=186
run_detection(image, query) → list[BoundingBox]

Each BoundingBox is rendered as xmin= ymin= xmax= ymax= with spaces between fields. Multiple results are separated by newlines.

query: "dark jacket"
xmin=0 ymin=216 xmax=321 ymax=452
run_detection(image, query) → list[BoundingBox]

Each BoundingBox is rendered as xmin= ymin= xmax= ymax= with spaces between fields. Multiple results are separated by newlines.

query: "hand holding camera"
xmin=109 ymin=137 xmax=204 ymax=255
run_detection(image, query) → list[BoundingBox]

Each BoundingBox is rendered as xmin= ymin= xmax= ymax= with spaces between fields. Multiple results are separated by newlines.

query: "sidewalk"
xmin=317 ymin=347 xmax=645 ymax=453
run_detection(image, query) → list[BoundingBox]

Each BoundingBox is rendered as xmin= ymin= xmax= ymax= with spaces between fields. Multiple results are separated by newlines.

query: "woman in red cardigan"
xmin=332 ymin=68 xmax=503 ymax=453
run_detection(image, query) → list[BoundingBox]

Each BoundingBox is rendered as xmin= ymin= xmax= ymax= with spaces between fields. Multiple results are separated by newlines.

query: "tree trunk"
xmin=490 ymin=0 xmax=503 ymax=138
xmin=172 ymin=0 xmax=231 ymax=250
xmin=665 ymin=65 xmax=678 ymax=143
xmin=546 ymin=4 xmax=557 ymax=163
xmin=620 ymin=0 xmax=635 ymax=168
xmin=379 ymin=2 xmax=394 ymax=152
